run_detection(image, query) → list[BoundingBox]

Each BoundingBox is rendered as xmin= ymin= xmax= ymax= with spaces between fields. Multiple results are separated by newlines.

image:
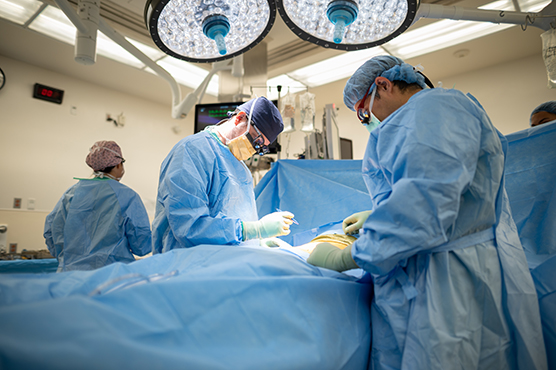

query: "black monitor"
xmin=340 ymin=137 xmax=353 ymax=159
xmin=194 ymin=101 xmax=280 ymax=154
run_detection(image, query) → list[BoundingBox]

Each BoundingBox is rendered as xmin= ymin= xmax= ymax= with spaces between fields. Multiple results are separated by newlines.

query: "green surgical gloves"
xmin=307 ymin=243 xmax=359 ymax=272
xmin=342 ymin=210 xmax=373 ymax=235
xmin=242 ymin=211 xmax=294 ymax=241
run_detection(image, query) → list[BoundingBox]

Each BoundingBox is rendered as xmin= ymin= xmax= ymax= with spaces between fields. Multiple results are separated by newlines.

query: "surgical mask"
xmin=227 ymin=134 xmax=257 ymax=161
xmin=364 ymin=114 xmax=381 ymax=133
xmin=227 ymin=98 xmax=259 ymax=161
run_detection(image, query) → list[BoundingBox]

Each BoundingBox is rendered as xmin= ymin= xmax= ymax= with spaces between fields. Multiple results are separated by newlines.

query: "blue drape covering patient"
xmin=44 ymin=141 xmax=151 ymax=272
xmin=0 ymin=246 xmax=372 ymax=370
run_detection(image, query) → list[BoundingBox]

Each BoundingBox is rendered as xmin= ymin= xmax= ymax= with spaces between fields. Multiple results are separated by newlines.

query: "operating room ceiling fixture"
xmin=144 ymin=0 xmax=277 ymax=63
xmin=274 ymin=0 xmax=556 ymax=87
xmin=276 ymin=0 xmax=418 ymax=50
xmin=145 ymin=0 xmax=555 ymax=60
xmin=275 ymin=0 xmax=556 ymax=50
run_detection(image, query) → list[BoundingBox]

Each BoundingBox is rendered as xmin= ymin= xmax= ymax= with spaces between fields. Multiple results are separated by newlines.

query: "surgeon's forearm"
xmin=307 ymin=243 xmax=359 ymax=272
xmin=173 ymin=215 xmax=243 ymax=246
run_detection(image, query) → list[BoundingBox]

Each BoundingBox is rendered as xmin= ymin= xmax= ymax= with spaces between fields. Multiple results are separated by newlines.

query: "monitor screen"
xmin=340 ymin=137 xmax=353 ymax=159
xmin=194 ymin=102 xmax=240 ymax=134
xmin=194 ymin=101 xmax=280 ymax=154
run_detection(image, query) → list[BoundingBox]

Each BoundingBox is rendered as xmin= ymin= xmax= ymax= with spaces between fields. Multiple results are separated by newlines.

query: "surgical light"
xmin=276 ymin=0 xmax=418 ymax=51
xmin=275 ymin=0 xmax=556 ymax=58
xmin=326 ymin=0 xmax=359 ymax=44
xmin=279 ymin=0 xmax=554 ymax=88
xmin=144 ymin=0 xmax=277 ymax=63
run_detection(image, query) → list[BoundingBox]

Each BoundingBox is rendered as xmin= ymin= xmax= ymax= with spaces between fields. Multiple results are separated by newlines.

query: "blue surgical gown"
xmin=44 ymin=178 xmax=152 ymax=272
xmin=353 ymin=88 xmax=547 ymax=370
xmin=152 ymin=131 xmax=258 ymax=253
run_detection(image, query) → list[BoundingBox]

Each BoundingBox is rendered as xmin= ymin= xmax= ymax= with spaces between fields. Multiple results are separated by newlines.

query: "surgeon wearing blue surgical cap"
xmin=308 ymin=56 xmax=547 ymax=370
xmin=153 ymin=96 xmax=293 ymax=253
xmin=530 ymin=100 xmax=556 ymax=127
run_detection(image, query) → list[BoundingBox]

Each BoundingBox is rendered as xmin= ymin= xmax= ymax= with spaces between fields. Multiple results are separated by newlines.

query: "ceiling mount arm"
xmin=98 ymin=18 xmax=182 ymax=110
xmin=416 ymin=3 xmax=556 ymax=31
xmin=52 ymin=0 xmax=88 ymax=33
xmin=54 ymin=0 xmax=100 ymax=65
xmin=175 ymin=60 xmax=234 ymax=119
xmin=53 ymin=0 xmax=180 ymax=106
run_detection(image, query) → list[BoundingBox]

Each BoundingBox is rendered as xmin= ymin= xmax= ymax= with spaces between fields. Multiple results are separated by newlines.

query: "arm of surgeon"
xmin=307 ymin=243 xmax=359 ymax=272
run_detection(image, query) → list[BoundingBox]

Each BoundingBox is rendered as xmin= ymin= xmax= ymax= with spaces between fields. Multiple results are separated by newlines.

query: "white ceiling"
xmin=0 ymin=0 xmax=547 ymax=106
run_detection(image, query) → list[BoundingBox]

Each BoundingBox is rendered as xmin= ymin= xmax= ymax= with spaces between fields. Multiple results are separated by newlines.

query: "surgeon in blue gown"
xmin=153 ymin=97 xmax=293 ymax=253
xmin=308 ymin=56 xmax=547 ymax=370
xmin=44 ymin=141 xmax=152 ymax=272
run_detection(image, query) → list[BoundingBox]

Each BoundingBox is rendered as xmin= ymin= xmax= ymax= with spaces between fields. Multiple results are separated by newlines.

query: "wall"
xmin=1 ymin=52 xmax=554 ymax=251
xmin=0 ymin=210 xmax=49 ymax=254
xmin=0 ymin=54 xmax=199 ymax=251
xmin=436 ymin=54 xmax=555 ymax=134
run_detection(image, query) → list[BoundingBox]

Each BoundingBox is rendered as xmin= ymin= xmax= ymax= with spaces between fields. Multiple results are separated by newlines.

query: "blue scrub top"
xmin=354 ymin=88 xmax=547 ymax=370
xmin=152 ymin=131 xmax=258 ymax=253
xmin=44 ymin=178 xmax=152 ymax=272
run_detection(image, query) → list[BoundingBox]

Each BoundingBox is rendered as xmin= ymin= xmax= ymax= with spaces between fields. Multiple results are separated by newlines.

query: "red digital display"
xmin=33 ymin=83 xmax=64 ymax=104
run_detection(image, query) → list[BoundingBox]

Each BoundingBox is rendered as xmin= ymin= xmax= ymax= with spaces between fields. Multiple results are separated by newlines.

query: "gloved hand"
xmin=342 ymin=210 xmax=373 ymax=235
xmin=243 ymin=211 xmax=294 ymax=240
xmin=307 ymin=243 xmax=358 ymax=272
xmin=260 ymin=237 xmax=284 ymax=248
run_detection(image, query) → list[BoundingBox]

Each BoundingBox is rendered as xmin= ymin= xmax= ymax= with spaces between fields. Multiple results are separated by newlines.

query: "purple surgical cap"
xmin=237 ymin=97 xmax=284 ymax=143
xmin=86 ymin=141 xmax=123 ymax=171
xmin=343 ymin=55 xmax=427 ymax=111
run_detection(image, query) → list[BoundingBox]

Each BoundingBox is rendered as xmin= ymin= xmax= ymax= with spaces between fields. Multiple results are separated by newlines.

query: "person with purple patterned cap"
xmin=153 ymin=96 xmax=292 ymax=253
xmin=44 ymin=140 xmax=152 ymax=272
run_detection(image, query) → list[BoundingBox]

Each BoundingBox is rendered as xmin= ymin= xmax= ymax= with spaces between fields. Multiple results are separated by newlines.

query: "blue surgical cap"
xmin=343 ymin=55 xmax=427 ymax=111
xmin=531 ymin=101 xmax=556 ymax=117
xmin=237 ymin=97 xmax=284 ymax=143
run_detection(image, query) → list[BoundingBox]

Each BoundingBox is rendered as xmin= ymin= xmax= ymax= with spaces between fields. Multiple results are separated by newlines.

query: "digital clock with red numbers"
xmin=33 ymin=83 xmax=64 ymax=104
